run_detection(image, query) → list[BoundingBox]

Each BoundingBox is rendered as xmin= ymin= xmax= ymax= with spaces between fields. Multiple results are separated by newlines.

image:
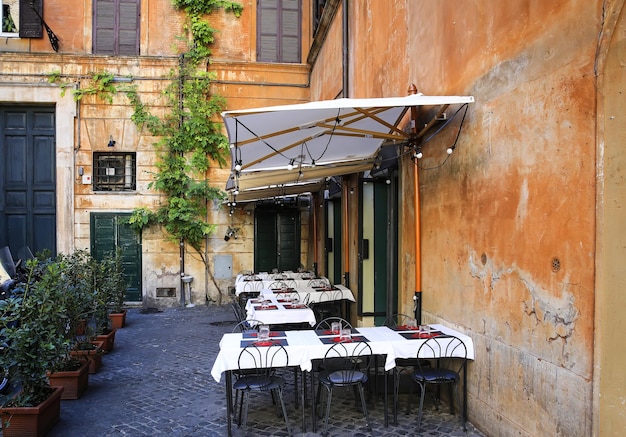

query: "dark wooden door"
xmin=0 ymin=105 xmax=56 ymax=257
xmin=90 ymin=213 xmax=142 ymax=302
xmin=254 ymin=207 xmax=301 ymax=272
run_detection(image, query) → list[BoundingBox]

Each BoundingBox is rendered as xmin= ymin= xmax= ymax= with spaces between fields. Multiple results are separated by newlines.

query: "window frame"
xmin=1 ymin=0 xmax=19 ymax=37
xmin=93 ymin=152 xmax=137 ymax=192
xmin=257 ymin=0 xmax=302 ymax=64
xmin=92 ymin=0 xmax=140 ymax=56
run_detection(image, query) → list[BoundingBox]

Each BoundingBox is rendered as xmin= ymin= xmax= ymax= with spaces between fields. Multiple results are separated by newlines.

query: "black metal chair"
xmin=234 ymin=342 xmax=292 ymax=435
xmin=406 ymin=335 xmax=467 ymax=432
xmin=382 ymin=313 xmax=429 ymax=423
xmin=316 ymin=341 xmax=373 ymax=435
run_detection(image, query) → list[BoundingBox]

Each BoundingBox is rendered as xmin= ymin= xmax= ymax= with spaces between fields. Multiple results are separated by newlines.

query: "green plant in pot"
xmin=105 ymin=250 xmax=127 ymax=329
xmin=0 ymin=257 xmax=70 ymax=436
xmin=90 ymin=254 xmax=117 ymax=352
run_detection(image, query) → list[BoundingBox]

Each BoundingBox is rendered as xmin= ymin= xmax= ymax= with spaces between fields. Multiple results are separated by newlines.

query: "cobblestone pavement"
xmin=44 ymin=304 xmax=486 ymax=437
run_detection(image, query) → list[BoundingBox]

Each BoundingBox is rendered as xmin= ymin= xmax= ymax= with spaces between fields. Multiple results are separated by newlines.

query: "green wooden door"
xmin=90 ymin=213 xmax=142 ymax=302
xmin=254 ymin=207 xmax=301 ymax=272
xmin=0 ymin=105 xmax=56 ymax=256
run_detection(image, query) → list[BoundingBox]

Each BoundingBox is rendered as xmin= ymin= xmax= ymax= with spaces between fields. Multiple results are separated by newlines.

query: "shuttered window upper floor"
xmin=257 ymin=0 xmax=301 ymax=63
xmin=93 ymin=0 xmax=140 ymax=56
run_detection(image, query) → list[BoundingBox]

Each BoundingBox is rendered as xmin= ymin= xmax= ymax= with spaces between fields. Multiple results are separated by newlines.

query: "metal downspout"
xmin=408 ymin=84 xmax=422 ymax=324
xmin=342 ymin=0 xmax=349 ymax=98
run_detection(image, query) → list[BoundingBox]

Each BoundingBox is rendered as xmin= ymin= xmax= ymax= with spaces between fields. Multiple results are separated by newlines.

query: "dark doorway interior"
xmin=254 ymin=205 xmax=301 ymax=272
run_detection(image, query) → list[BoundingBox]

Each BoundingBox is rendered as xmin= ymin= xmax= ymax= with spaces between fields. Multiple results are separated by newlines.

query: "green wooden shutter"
xmin=19 ymin=0 xmax=43 ymax=38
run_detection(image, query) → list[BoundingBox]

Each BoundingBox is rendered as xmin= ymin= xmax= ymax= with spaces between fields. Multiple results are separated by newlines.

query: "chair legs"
xmin=237 ymin=387 xmax=291 ymax=436
xmin=412 ymin=381 xmax=461 ymax=433
xmin=318 ymin=384 xmax=372 ymax=436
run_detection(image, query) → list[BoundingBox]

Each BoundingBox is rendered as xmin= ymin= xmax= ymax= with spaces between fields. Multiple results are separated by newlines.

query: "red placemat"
xmin=399 ymin=331 xmax=444 ymax=340
xmin=392 ymin=325 xmax=420 ymax=331
xmin=240 ymin=338 xmax=288 ymax=347
xmin=254 ymin=305 xmax=278 ymax=310
xmin=284 ymin=304 xmax=308 ymax=309
xmin=315 ymin=328 xmax=358 ymax=336
xmin=242 ymin=331 xmax=286 ymax=339
xmin=319 ymin=335 xmax=368 ymax=344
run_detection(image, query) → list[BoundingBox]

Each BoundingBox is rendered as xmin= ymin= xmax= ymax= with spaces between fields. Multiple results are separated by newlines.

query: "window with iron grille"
xmin=93 ymin=152 xmax=136 ymax=191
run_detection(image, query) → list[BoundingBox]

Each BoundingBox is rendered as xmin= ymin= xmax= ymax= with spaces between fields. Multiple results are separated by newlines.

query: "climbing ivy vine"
xmin=49 ymin=0 xmax=243 ymax=269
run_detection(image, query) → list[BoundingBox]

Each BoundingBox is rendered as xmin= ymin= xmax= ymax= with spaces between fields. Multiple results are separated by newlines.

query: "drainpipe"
xmin=408 ymin=84 xmax=422 ymax=324
xmin=342 ymin=0 xmax=349 ymax=98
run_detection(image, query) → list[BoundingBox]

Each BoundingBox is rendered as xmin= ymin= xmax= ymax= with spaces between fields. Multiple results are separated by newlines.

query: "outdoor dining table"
xmin=210 ymin=324 xmax=475 ymax=436
xmin=244 ymin=294 xmax=317 ymax=327
xmin=234 ymin=274 xmax=333 ymax=295
xmin=259 ymin=284 xmax=356 ymax=304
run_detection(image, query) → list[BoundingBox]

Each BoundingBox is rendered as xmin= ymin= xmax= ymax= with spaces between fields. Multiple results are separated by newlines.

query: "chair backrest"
xmin=315 ymin=317 xmax=352 ymax=331
xmin=238 ymin=343 xmax=290 ymax=384
xmin=232 ymin=319 xmax=266 ymax=332
xmin=268 ymin=281 xmax=289 ymax=291
xmin=322 ymin=341 xmax=373 ymax=384
xmin=308 ymin=278 xmax=329 ymax=288
xmin=231 ymin=302 xmax=243 ymax=322
xmin=416 ymin=335 xmax=467 ymax=375
xmin=382 ymin=313 xmax=416 ymax=328
xmin=243 ymin=279 xmax=263 ymax=292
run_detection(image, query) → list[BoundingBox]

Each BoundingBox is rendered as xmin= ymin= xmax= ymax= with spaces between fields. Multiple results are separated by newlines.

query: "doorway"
xmin=0 ymin=105 xmax=56 ymax=257
xmin=90 ymin=213 xmax=142 ymax=302
xmin=359 ymin=177 xmax=398 ymax=324
xmin=254 ymin=206 xmax=301 ymax=272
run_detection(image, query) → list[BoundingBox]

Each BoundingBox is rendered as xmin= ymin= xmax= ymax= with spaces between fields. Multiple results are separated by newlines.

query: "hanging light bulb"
xmin=414 ymin=150 xmax=423 ymax=159
xmin=447 ymin=146 xmax=455 ymax=155
xmin=311 ymin=160 xmax=316 ymax=167
xmin=234 ymin=161 xmax=242 ymax=172
xmin=287 ymin=159 xmax=294 ymax=171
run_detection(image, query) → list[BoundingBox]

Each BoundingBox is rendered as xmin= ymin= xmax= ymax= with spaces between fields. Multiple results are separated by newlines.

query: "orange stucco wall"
xmin=308 ymin=1 xmax=613 ymax=435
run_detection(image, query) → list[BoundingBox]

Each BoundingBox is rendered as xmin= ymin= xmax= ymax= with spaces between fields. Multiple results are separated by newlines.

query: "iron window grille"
xmin=93 ymin=152 xmax=136 ymax=191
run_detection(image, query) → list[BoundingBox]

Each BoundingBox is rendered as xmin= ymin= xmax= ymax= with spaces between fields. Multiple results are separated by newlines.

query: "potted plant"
xmin=0 ymin=257 xmax=69 ymax=437
xmin=106 ymin=250 xmax=127 ymax=329
xmin=91 ymin=254 xmax=117 ymax=351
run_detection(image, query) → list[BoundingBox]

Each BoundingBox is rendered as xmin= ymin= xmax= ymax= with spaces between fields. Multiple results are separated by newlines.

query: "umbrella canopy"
xmin=222 ymin=93 xmax=475 ymax=200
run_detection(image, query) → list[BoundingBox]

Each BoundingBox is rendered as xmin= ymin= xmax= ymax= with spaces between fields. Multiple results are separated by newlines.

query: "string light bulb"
xmin=447 ymin=147 xmax=455 ymax=155
xmin=234 ymin=161 xmax=242 ymax=172
xmin=287 ymin=159 xmax=294 ymax=171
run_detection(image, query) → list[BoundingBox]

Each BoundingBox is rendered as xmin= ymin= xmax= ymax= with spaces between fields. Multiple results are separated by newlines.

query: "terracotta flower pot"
xmin=0 ymin=385 xmax=64 ymax=437
xmin=47 ymin=360 xmax=89 ymax=400
xmin=70 ymin=340 xmax=104 ymax=374
xmin=96 ymin=328 xmax=117 ymax=352
xmin=109 ymin=310 xmax=127 ymax=329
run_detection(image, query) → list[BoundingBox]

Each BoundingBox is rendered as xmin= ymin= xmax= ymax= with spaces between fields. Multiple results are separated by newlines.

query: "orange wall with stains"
xmin=307 ymin=1 xmax=624 ymax=435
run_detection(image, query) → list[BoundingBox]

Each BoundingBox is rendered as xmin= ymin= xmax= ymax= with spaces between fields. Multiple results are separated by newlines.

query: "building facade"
xmin=1 ymin=0 xmax=625 ymax=436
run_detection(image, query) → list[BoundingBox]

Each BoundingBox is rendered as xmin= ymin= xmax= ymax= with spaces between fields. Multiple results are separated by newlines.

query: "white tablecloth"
xmin=235 ymin=274 xmax=332 ymax=295
xmin=211 ymin=324 xmax=474 ymax=382
xmin=245 ymin=295 xmax=317 ymax=327
xmin=259 ymin=285 xmax=355 ymax=304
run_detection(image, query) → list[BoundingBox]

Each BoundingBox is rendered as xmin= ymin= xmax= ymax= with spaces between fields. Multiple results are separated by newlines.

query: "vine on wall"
xmin=49 ymin=0 xmax=243 ymax=292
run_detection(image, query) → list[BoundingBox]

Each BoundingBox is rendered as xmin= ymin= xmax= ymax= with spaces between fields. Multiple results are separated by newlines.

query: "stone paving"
xmin=43 ymin=304 xmax=486 ymax=437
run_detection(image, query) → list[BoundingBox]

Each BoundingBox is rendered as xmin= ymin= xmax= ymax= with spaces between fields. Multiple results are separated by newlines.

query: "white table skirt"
xmin=245 ymin=295 xmax=317 ymax=327
xmin=211 ymin=324 xmax=474 ymax=382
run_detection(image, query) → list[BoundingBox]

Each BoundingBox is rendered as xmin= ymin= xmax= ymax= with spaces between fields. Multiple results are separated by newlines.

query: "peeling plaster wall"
xmin=307 ymin=1 xmax=607 ymax=435
xmin=406 ymin=1 xmax=599 ymax=435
